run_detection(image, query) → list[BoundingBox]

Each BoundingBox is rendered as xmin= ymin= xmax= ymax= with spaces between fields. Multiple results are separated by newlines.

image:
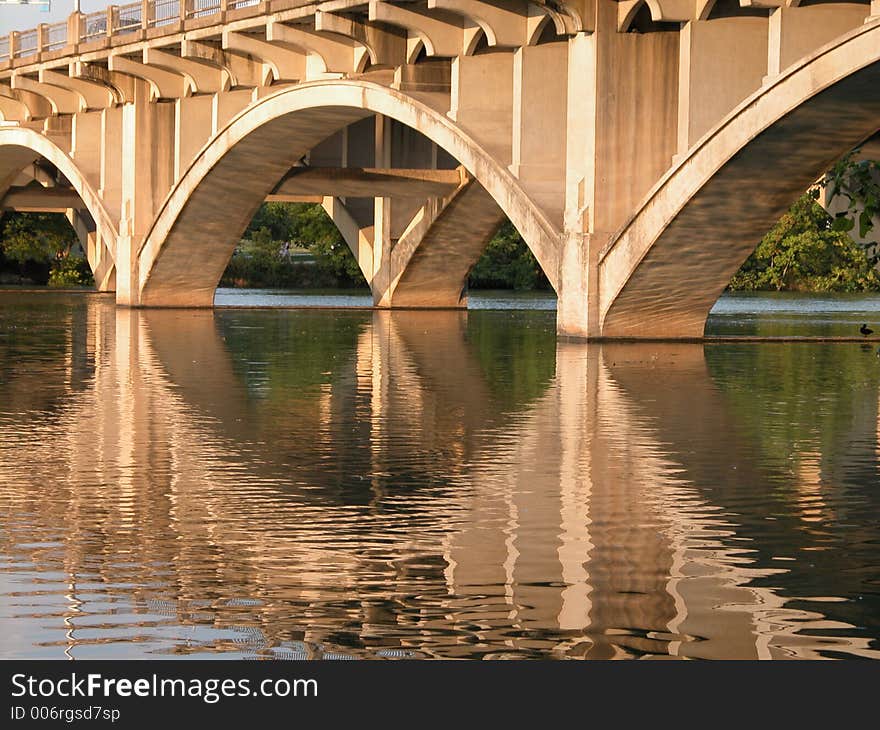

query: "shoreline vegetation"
xmin=2 ymin=156 xmax=877 ymax=294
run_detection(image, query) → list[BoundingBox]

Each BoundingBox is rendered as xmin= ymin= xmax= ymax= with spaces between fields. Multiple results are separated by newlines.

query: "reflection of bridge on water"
xmin=0 ymin=298 xmax=878 ymax=658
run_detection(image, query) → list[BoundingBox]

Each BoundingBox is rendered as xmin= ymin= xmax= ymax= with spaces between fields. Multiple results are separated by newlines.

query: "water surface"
xmin=0 ymin=290 xmax=878 ymax=659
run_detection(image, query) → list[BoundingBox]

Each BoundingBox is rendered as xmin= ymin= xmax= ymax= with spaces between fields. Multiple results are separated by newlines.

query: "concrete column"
xmin=449 ymin=51 xmax=514 ymax=165
xmin=511 ymin=40 xmax=568 ymax=227
xmin=116 ymin=84 xmax=175 ymax=306
xmin=768 ymin=5 xmax=869 ymax=76
xmin=677 ymin=16 xmax=768 ymax=156
xmin=557 ymin=32 xmax=596 ymax=339
xmin=373 ymin=114 xmax=392 ymax=306
xmin=99 ymin=106 xmax=123 ymax=225
xmin=211 ymin=88 xmax=253 ymax=133
xmin=174 ymin=94 xmax=214 ymax=181
xmin=71 ymin=111 xmax=103 ymax=192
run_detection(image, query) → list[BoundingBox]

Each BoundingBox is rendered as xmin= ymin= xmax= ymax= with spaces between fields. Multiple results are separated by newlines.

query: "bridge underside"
xmin=0 ymin=1 xmax=878 ymax=337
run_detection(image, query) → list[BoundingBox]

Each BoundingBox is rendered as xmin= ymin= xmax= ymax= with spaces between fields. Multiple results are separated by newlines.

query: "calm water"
xmin=0 ymin=290 xmax=879 ymax=659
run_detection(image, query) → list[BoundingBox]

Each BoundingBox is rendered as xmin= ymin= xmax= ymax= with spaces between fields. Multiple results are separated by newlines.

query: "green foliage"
xmin=1 ymin=212 xmax=77 ymax=264
xmin=0 ymin=212 xmax=93 ymax=287
xmin=293 ymin=204 xmax=364 ymax=283
xmin=467 ymin=221 xmax=549 ymax=291
xmin=825 ymin=151 xmax=880 ymax=241
xmin=47 ymin=256 xmax=94 ymax=288
xmin=729 ymin=190 xmax=880 ymax=293
xmin=232 ymin=203 xmax=365 ymax=288
xmin=230 ymin=204 xmax=551 ymax=292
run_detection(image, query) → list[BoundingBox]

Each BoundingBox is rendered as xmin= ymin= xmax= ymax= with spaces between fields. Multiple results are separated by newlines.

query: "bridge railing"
xmin=43 ymin=22 xmax=69 ymax=53
xmin=150 ymin=0 xmax=182 ymax=27
xmin=187 ymin=0 xmax=222 ymax=20
xmin=80 ymin=11 xmax=109 ymax=42
xmin=116 ymin=3 xmax=144 ymax=35
xmin=0 ymin=0 xmax=265 ymax=65
xmin=15 ymin=29 xmax=39 ymax=59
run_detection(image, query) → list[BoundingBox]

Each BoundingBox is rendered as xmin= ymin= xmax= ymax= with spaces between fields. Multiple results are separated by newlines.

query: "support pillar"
xmin=557 ymin=31 xmax=597 ymax=339
xmin=372 ymin=114 xmax=393 ymax=306
xmin=116 ymin=83 xmax=174 ymax=306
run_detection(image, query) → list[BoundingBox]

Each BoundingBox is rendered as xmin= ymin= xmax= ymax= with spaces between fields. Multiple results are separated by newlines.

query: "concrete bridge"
xmin=1 ymin=0 xmax=879 ymax=338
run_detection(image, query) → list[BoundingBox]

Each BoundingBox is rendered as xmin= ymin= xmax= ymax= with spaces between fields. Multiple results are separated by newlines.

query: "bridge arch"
xmin=599 ymin=18 xmax=880 ymax=338
xmin=0 ymin=126 xmax=117 ymax=290
xmin=137 ymin=80 xmax=560 ymax=307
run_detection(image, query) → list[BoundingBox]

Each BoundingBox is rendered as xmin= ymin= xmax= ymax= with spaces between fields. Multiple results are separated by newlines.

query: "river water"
xmin=0 ymin=289 xmax=878 ymax=659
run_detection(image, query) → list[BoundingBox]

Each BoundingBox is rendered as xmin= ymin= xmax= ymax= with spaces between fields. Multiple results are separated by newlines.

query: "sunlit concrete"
xmin=1 ymin=1 xmax=878 ymax=336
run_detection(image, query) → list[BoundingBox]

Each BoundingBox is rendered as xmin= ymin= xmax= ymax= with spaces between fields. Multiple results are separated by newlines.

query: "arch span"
xmin=136 ymin=80 xmax=560 ymax=307
xmin=0 ymin=126 xmax=117 ymax=291
xmin=599 ymin=18 xmax=880 ymax=339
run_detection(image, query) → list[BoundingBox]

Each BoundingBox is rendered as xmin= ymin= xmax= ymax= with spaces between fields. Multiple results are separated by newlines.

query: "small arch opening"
xmin=626 ymin=4 xmax=681 ymax=33
xmin=533 ymin=17 xmax=564 ymax=46
xmin=706 ymin=0 xmax=770 ymax=20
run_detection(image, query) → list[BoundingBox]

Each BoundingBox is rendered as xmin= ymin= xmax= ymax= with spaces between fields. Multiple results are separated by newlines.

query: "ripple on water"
xmin=0 ymin=291 xmax=878 ymax=659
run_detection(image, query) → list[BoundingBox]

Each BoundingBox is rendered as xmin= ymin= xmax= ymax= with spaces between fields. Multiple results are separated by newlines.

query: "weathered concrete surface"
xmin=1 ymin=185 xmax=82 ymax=211
xmin=2 ymin=1 xmax=879 ymax=337
xmin=600 ymin=20 xmax=880 ymax=338
xmin=273 ymin=166 xmax=464 ymax=199
xmin=390 ymin=178 xmax=507 ymax=307
xmin=137 ymin=80 xmax=560 ymax=307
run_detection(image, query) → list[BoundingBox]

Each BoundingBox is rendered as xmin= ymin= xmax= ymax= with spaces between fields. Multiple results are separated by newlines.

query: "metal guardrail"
xmin=44 ymin=22 xmax=69 ymax=52
xmin=81 ymin=11 xmax=108 ymax=42
xmin=151 ymin=0 xmax=182 ymax=27
xmin=16 ymin=29 xmax=38 ymax=58
xmin=116 ymin=3 xmax=143 ymax=35
xmin=188 ymin=0 xmax=222 ymax=19
xmin=0 ymin=0 xmax=262 ymax=63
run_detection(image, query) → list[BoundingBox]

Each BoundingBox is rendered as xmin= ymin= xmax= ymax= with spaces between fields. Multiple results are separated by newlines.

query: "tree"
xmin=468 ymin=221 xmax=549 ymax=290
xmin=729 ymin=190 xmax=880 ymax=292
xmin=824 ymin=150 xmax=880 ymax=242
xmin=0 ymin=212 xmax=93 ymax=287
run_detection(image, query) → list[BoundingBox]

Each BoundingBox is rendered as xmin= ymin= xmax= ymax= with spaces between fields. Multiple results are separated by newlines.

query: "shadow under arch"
xmin=136 ymin=80 xmax=561 ymax=307
xmin=600 ymin=17 xmax=880 ymax=338
xmin=0 ymin=126 xmax=117 ymax=290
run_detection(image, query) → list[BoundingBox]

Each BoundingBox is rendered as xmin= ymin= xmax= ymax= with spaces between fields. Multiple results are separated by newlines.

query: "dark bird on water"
xmin=860 ymin=324 xmax=874 ymax=337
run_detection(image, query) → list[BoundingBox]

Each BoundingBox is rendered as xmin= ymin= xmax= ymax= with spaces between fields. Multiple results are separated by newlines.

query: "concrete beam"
xmin=11 ymin=74 xmax=85 ymax=115
xmin=267 ymin=20 xmax=367 ymax=75
xmin=272 ymin=167 xmax=464 ymax=198
xmin=0 ymin=89 xmax=31 ymax=122
xmin=1 ymin=185 xmax=83 ymax=211
xmin=369 ymin=0 xmax=467 ymax=60
xmin=181 ymin=39 xmax=261 ymax=89
xmin=143 ymin=47 xmax=229 ymax=95
xmin=221 ymin=30 xmax=306 ymax=84
xmin=265 ymin=193 xmax=325 ymax=203
xmin=314 ymin=10 xmax=407 ymax=68
xmin=70 ymin=62 xmax=135 ymax=104
xmin=427 ymin=0 xmax=530 ymax=48
xmin=38 ymin=69 xmax=116 ymax=110
xmin=108 ymin=54 xmax=192 ymax=100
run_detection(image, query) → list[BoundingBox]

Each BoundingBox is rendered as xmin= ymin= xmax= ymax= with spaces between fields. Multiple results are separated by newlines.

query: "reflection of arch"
xmin=137 ymin=80 xmax=559 ymax=306
xmin=0 ymin=126 xmax=116 ymax=290
xmin=600 ymin=19 xmax=880 ymax=338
